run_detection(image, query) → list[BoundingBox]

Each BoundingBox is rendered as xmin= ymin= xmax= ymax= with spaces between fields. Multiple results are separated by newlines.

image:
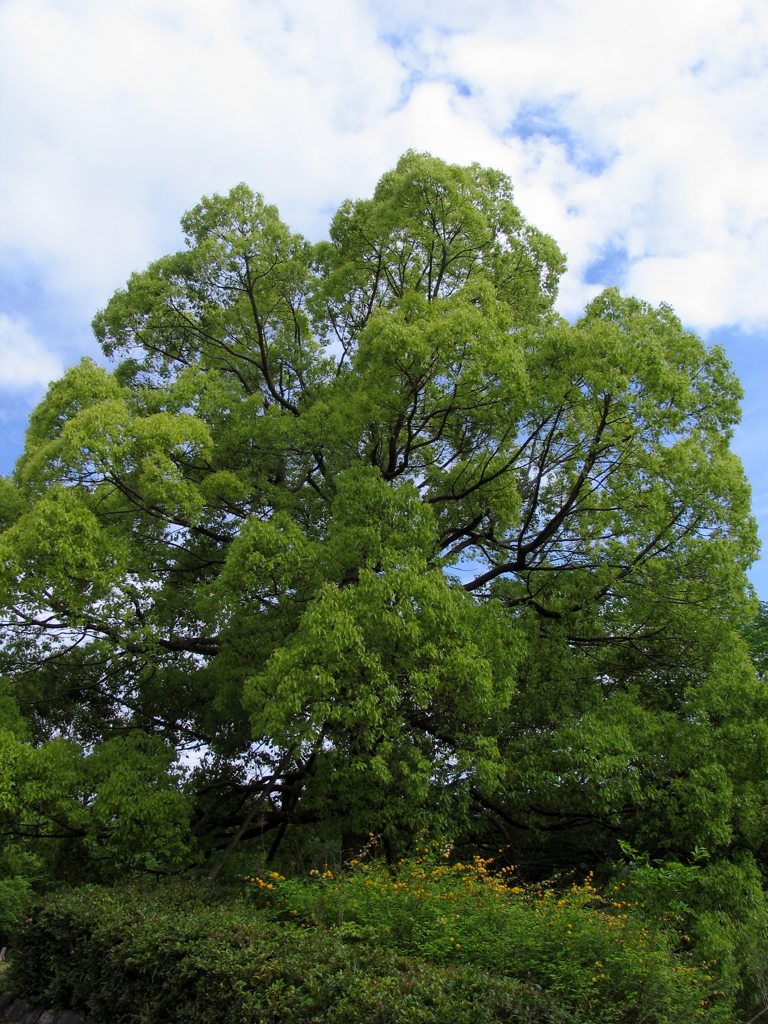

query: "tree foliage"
xmin=0 ymin=152 xmax=763 ymax=882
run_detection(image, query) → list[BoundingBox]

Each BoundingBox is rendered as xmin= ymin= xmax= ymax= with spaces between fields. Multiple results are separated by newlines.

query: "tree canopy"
xmin=0 ymin=151 xmax=764 ymax=882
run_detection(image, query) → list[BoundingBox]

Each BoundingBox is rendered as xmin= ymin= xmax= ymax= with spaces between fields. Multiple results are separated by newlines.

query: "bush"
xmin=0 ymin=877 xmax=30 ymax=929
xmin=245 ymin=853 xmax=735 ymax=1023
xmin=615 ymin=853 xmax=768 ymax=1012
xmin=4 ymin=854 xmax=747 ymax=1024
xmin=6 ymin=884 xmax=568 ymax=1024
xmin=0 ymin=875 xmax=31 ymax=949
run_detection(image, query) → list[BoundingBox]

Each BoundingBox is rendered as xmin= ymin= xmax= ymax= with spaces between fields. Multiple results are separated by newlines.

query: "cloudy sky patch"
xmin=0 ymin=315 xmax=62 ymax=390
xmin=1 ymin=0 xmax=768 ymax=589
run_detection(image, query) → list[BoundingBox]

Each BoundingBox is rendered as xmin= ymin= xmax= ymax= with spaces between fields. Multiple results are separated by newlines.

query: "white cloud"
xmin=0 ymin=316 xmax=62 ymax=390
xmin=2 ymin=0 xmax=768 ymax=586
xmin=0 ymin=0 xmax=767 ymax=332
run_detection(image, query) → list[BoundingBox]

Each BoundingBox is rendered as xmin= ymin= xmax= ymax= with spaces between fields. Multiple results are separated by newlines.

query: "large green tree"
xmin=0 ymin=152 xmax=764 ymax=880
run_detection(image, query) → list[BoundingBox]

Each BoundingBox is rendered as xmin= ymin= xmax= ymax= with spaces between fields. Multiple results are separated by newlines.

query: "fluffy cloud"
xmin=0 ymin=0 xmax=765 ymax=325
xmin=1 ymin=0 xmax=766 ymax=331
xmin=1 ymin=0 xmax=767 ymax=584
xmin=0 ymin=315 xmax=62 ymax=390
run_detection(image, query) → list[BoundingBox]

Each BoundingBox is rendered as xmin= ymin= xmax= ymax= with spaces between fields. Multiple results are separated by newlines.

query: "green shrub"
xmin=5 ymin=855 xmax=749 ymax=1024
xmin=245 ymin=853 xmax=735 ymax=1023
xmin=0 ymin=876 xmax=30 ymax=933
xmin=6 ymin=884 xmax=568 ymax=1024
xmin=615 ymin=853 xmax=768 ymax=1011
xmin=0 ymin=875 xmax=31 ymax=953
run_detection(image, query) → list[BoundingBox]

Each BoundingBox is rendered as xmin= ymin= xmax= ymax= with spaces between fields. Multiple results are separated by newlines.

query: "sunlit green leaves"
xmin=0 ymin=152 xmax=762 ymax=879
xmin=0 ymin=729 xmax=191 ymax=873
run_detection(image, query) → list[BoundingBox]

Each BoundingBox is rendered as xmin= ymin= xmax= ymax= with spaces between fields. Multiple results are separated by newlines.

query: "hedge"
xmin=5 ymin=885 xmax=569 ymax=1024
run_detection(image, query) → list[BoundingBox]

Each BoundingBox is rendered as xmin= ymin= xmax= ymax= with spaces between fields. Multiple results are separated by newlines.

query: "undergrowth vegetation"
xmin=5 ymin=883 xmax=568 ymax=1024
xmin=244 ymin=849 xmax=742 ymax=1023
xmin=5 ymin=849 xmax=762 ymax=1023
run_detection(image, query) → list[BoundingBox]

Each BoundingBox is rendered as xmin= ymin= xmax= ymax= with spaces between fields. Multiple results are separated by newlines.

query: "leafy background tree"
xmin=0 ymin=152 xmax=763 ymax=904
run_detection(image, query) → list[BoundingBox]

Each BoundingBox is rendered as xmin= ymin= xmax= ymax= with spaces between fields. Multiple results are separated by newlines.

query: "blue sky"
xmin=1 ymin=0 xmax=768 ymax=593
